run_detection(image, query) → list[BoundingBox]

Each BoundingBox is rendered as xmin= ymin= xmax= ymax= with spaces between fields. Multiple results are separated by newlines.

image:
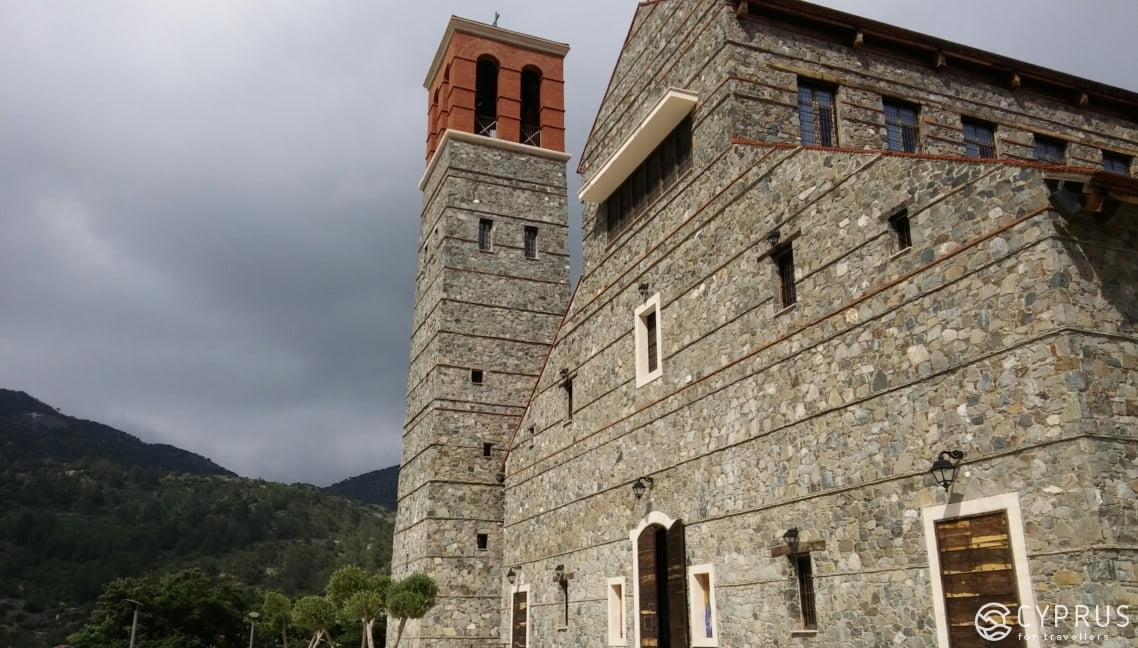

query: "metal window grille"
xmin=604 ymin=116 xmax=693 ymax=239
xmin=798 ymin=82 xmax=837 ymax=146
xmin=524 ymin=226 xmax=538 ymax=259
xmin=479 ymin=219 xmax=493 ymax=251
xmin=1034 ymin=136 xmax=1066 ymax=164
xmin=776 ymin=246 xmax=797 ymax=308
xmin=963 ymin=119 xmax=996 ymax=158
xmin=521 ymin=124 xmax=541 ymax=147
xmin=476 ymin=114 xmax=498 ymax=138
xmin=890 ymin=211 xmax=912 ymax=251
xmin=884 ymin=100 xmax=919 ymax=153
xmin=1103 ymin=152 xmax=1131 ymax=175
xmin=795 ymin=555 xmax=817 ymax=630
xmin=645 ymin=310 xmax=659 ymax=373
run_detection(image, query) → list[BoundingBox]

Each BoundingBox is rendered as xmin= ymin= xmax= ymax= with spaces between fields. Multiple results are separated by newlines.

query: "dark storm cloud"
xmin=1 ymin=1 xmax=1134 ymax=485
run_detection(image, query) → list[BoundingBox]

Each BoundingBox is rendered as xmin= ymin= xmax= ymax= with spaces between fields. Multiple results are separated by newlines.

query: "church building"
xmin=391 ymin=2 xmax=1138 ymax=647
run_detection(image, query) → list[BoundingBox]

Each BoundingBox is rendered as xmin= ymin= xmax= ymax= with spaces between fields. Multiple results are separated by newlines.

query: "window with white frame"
xmin=688 ymin=564 xmax=719 ymax=646
xmin=922 ymin=492 xmax=1040 ymax=648
xmin=607 ymin=577 xmax=627 ymax=646
xmin=634 ymin=293 xmax=663 ymax=387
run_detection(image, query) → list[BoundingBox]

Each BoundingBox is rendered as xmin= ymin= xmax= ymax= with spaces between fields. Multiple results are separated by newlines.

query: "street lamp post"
xmin=248 ymin=611 xmax=260 ymax=648
xmin=125 ymin=599 xmax=143 ymax=648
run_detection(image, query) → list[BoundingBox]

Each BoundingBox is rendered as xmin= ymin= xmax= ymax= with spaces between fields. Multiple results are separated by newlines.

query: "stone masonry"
xmin=397 ymin=2 xmax=1138 ymax=648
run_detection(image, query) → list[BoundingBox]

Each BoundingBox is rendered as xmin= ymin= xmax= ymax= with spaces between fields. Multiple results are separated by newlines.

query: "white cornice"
xmin=578 ymin=88 xmax=698 ymax=203
xmin=424 ymin=16 xmax=570 ymax=88
xmin=419 ymin=130 xmax=572 ymax=191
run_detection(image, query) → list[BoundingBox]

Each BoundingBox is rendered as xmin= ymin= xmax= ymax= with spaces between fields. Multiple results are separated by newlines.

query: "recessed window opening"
xmin=520 ymin=67 xmax=542 ymax=146
xmin=524 ymin=226 xmax=538 ymax=259
xmin=479 ymin=219 xmax=493 ymax=252
xmin=603 ymin=115 xmax=693 ymax=238
xmin=690 ymin=569 xmax=716 ymax=644
xmin=883 ymin=98 xmax=919 ymax=153
xmin=635 ymin=294 xmax=663 ymax=387
xmin=477 ymin=533 xmax=488 ymax=550
xmin=563 ymin=379 xmax=573 ymax=419
xmin=797 ymin=79 xmax=838 ymax=146
xmin=794 ymin=554 xmax=817 ymax=630
xmin=607 ymin=579 xmax=626 ymax=645
xmin=889 ymin=210 xmax=912 ymax=251
xmin=560 ymin=579 xmax=569 ymax=628
xmin=475 ymin=56 xmax=499 ymax=137
xmin=1034 ymin=135 xmax=1066 ymax=164
xmin=774 ymin=244 xmax=797 ymax=308
xmin=962 ymin=118 xmax=996 ymax=158
xmin=471 ymin=369 xmax=484 ymax=384
xmin=483 ymin=443 xmax=493 ymax=457
xmin=1103 ymin=151 xmax=1131 ymax=175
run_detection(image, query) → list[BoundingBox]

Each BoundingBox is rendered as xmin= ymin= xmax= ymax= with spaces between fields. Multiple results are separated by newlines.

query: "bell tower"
xmin=390 ymin=17 xmax=570 ymax=648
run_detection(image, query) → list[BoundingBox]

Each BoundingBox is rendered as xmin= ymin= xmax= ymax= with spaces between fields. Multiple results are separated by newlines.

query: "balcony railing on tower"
xmin=521 ymin=124 xmax=541 ymax=147
xmin=476 ymin=114 xmax=498 ymax=138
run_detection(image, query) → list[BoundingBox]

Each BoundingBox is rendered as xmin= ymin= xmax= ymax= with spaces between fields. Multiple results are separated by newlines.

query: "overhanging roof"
xmin=578 ymin=88 xmax=698 ymax=203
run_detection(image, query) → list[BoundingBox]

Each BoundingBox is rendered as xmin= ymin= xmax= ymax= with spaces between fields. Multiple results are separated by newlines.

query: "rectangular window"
xmin=523 ymin=226 xmax=538 ymax=259
xmin=883 ymin=98 xmax=920 ymax=153
xmin=563 ymin=378 xmax=573 ymax=420
xmin=482 ymin=442 xmax=493 ymax=457
xmin=688 ymin=565 xmax=719 ymax=646
xmin=794 ymin=554 xmax=817 ymax=630
xmin=471 ymin=369 xmax=484 ymax=384
xmin=478 ymin=218 xmax=493 ymax=251
xmin=1034 ymin=135 xmax=1066 ymax=164
xmin=935 ymin=512 xmax=1024 ymax=648
xmin=889 ymin=210 xmax=912 ymax=252
xmin=962 ymin=118 xmax=996 ymax=158
xmin=775 ymin=245 xmax=797 ymax=308
xmin=606 ymin=578 xmax=626 ymax=646
xmin=477 ymin=533 xmax=488 ymax=550
xmin=604 ymin=116 xmax=693 ymax=238
xmin=634 ymin=294 xmax=663 ymax=387
xmin=798 ymin=80 xmax=838 ymax=146
xmin=1103 ymin=151 xmax=1132 ymax=175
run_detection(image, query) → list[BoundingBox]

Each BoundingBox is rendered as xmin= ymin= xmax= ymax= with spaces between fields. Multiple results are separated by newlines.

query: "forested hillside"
xmin=0 ymin=390 xmax=395 ymax=647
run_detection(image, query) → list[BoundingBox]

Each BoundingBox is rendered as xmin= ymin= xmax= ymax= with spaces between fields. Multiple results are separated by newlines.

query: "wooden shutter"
xmin=638 ymin=526 xmax=659 ymax=648
xmin=935 ymin=512 xmax=1024 ymax=648
xmin=511 ymin=591 xmax=527 ymax=648
xmin=665 ymin=520 xmax=689 ymax=648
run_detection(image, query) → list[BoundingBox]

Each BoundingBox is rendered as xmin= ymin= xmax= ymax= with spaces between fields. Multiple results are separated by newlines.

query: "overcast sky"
xmin=2 ymin=1 xmax=1135 ymax=486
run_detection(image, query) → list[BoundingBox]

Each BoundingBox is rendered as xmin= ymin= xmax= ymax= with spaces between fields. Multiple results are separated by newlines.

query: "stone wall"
xmin=496 ymin=1 xmax=1138 ymax=646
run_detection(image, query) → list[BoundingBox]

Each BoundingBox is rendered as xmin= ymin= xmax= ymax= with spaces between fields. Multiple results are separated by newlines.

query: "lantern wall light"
xmin=930 ymin=450 xmax=964 ymax=490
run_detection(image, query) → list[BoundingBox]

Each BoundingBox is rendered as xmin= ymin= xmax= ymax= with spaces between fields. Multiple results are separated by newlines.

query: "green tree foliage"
xmin=327 ymin=566 xmax=390 ymax=648
xmin=66 ymin=569 xmax=246 ymax=648
xmin=292 ymin=595 xmax=339 ymax=648
xmin=386 ymin=573 xmax=438 ymax=648
xmin=262 ymin=590 xmax=294 ymax=648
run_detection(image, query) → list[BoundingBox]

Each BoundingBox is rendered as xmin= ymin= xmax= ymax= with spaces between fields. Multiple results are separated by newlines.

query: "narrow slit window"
xmin=483 ymin=443 xmax=493 ymax=457
xmin=563 ymin=379 xmax=573 ymax=419
xmin=471 ymin=369 xmax=484 ymax=384
xmin=607 ymin=579 xmax=626 ymax=645
xmin=775 ymin=245 xmax=797 ymax=308
xmin=889 ymin=210 xmax=912 ymax=252
xmin=1103 ymin=151 xmax=1132 ymax=175
xmin=477 ymin=533 xmax=488 ymax=550
xmin=688 ymin=565 xmax=718 ymax=646
xmin=797 ymin=79 xmax=838 ymax=146
xmin=962 ymin=118 xmax=996 ymax=158
xmin=479 ymin=219 xmax=493 ymax=252
xmin=883 ymin=98 xmax=920 ymax=153
xmin=634 ymin=294 xmax=663 ymax=387
xmin=524 ymin=226 xmax=538 ymax=259
xmin=794 ymin=554 xmax=817 ymax=630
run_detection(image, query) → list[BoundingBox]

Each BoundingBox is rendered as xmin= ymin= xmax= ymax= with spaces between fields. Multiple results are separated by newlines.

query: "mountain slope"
xmin=324 ymin=464 xmax=399 ymax=510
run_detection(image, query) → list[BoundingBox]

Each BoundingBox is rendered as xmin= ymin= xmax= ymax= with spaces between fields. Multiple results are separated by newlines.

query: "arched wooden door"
xmin=637 ymin=520 xmax=689 ymax=648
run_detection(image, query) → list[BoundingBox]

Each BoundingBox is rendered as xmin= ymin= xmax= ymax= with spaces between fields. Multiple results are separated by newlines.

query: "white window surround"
xmin=688 ymin=564 xmax=719 ymax=647
xmin=509 ymin=583 xmax=531 ymax=648
xmin=921 ymin=492 xmax=1040 ymax=648
xmin=578 ymin=88 xmax=699 ymax=202
xmin=629 ymin=511 xmax=680 ymax=648
xmin=634 ymin=293 xmax=663 ymax=387
xmin=607 ymin=577 xmax=627 ymax=646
